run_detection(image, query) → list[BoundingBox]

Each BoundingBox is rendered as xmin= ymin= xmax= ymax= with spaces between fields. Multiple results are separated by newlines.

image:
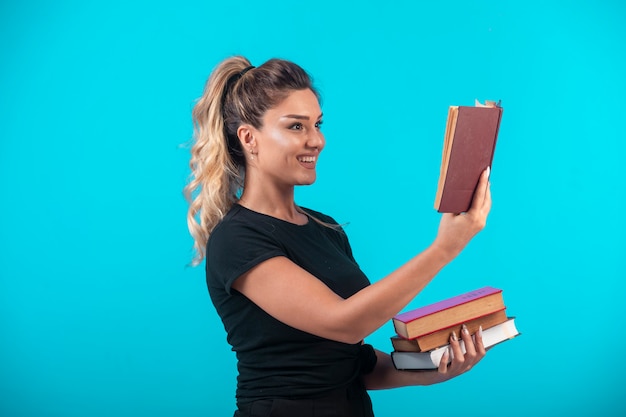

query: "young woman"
xmin=185 ymin=56 xmax=492 ymax=417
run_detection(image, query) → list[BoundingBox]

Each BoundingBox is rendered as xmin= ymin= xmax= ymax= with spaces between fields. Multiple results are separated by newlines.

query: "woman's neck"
xmin=238 ymin=186 xmax=307 ymax=225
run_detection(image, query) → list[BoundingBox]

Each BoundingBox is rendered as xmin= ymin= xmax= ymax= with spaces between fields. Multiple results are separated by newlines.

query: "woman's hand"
xmin=362 ymin=325 xmax=487 ymax=390
xmin=436 ymin=324 xmax=486 ymax=381
xmin=433 ymin=168 xmax=492 ymax=259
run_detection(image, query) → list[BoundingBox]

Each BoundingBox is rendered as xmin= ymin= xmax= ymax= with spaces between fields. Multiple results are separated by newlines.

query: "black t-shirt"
xmin=206 ymin=204 xmax=374 ymax=402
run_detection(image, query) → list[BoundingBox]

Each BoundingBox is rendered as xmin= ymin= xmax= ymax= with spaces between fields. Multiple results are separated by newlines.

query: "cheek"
xmin=262 ymin=129 xmax=294 ymax=153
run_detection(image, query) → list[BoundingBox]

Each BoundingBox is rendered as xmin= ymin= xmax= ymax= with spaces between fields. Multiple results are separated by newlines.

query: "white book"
xmin=391 ymin=318 xmax=519 ymax=370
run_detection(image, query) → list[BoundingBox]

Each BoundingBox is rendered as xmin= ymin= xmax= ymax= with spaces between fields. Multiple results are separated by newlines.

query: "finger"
xmin=483 ymin=180 xmax=492 ymax=213
xmin=448 ymin=331 xmax=465 ymax=367
xmin=460 ymin=324 xmax=477 ymax=358
xmin=469 ymin=168 xmax=491 ymax=212
xmin=478 ymin=167 xmax=491 ymax=207
xmin=438 ymin=348 xmax=450 ymax=374
xmin=474 ymin=326 xmax=487 ymax=356
xmin=458 ymin=324 xmax=480 ymax=370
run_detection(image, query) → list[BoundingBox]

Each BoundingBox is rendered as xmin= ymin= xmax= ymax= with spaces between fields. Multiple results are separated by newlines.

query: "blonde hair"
xmin=184 ymin=56 xmax=317 ymax=265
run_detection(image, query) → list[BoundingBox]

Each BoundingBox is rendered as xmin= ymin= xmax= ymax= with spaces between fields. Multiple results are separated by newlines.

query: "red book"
xmin=391 ymin=308 xmax=508 ymax=352
xmin=393 ymin=287 xmax=505 ymax=339
xmin=434 ymin=100 xmax=503 ymax=213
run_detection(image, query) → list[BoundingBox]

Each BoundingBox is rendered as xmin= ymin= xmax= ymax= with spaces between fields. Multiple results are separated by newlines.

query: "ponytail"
xmin=184 ymin=57 xmax=252 ymax=265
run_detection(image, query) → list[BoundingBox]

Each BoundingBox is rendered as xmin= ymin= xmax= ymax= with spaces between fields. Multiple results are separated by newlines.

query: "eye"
xmin=315 ymin=120 xmax=324 ymax=130
xmin=289 ymin=122 xmax=303 ymax=130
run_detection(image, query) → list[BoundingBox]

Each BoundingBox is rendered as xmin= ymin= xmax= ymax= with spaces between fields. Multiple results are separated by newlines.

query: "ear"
xmin=237 ymin=124 xmax=257 ymax=151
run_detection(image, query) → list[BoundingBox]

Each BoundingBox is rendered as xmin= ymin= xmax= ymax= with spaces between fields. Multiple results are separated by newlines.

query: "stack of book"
xmin=390 ymin=286 xmax=519 ymax=370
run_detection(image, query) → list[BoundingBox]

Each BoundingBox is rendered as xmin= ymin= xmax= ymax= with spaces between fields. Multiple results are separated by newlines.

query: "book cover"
xmin=434 ymin=100 xmax=503 ymax=213
xmin=392 ymin=286 xmax=504 ymax=339
xmin=391 ymin=317 xmax=520 ymax=370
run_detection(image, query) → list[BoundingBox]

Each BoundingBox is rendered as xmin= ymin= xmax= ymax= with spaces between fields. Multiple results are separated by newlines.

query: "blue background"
xmin=1 ymin=0 xmax=625 ymax=416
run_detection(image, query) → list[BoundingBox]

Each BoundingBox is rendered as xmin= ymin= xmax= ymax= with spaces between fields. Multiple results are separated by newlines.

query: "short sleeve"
xmin=206 ymin=217 xmax=285 ymax=294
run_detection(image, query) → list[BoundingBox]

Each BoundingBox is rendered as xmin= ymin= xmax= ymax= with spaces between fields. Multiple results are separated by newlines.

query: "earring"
xmin=249 ymin=148 xmax=256 ymax=160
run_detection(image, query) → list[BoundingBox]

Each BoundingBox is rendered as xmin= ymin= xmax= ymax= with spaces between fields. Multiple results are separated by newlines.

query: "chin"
xmin=296 ymin=176 xmax=317 ymax=186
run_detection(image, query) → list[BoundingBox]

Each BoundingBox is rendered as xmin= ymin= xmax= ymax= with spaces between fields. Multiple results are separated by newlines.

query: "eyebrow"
xmin=281 ymin=113 xmax=323 ymax=121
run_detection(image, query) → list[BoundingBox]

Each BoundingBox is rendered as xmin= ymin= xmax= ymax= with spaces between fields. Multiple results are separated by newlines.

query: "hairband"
xmin=239 ymin=65 xmax=255 ymax=77
xmin=221 ymin=65 xmax=256 ymax=110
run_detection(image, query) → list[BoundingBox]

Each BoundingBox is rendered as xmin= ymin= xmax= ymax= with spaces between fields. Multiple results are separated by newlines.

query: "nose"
xmin=307 ymin=130 xmax=325 ymax=152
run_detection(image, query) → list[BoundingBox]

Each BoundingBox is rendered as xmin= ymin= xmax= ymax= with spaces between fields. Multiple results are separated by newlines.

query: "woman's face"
xmin=250 ymin=88 xmax=325 ymax=188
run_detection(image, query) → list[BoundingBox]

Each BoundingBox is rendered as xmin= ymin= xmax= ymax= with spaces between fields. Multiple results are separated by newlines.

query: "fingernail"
xmin=478 ymin=326 xmax=483 ymax=337
xmin=486 ymin=166 xmax=491 ymax=178
xmin=451 ymin=331 xmax=458 ymax=342
xmin=462 ymin=324 xmax=469 ymax=335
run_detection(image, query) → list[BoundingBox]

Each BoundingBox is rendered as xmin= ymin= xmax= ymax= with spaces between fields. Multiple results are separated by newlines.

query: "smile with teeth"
xmin=298 ymin=156 xmax=316 ymax=163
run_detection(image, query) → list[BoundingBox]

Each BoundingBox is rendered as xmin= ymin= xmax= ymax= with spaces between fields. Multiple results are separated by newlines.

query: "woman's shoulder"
xmin=212 ymin=203 xmax=302 ymax=238
xmin=211 ymin=204 xmax=261 ymax=235
xmin=207 ymin=204 xmax=280 ymax=254
xmin=211 ymin=204 xmax=342 ymax=240
xmin=299 ymin=206 xmax=339 ymax=226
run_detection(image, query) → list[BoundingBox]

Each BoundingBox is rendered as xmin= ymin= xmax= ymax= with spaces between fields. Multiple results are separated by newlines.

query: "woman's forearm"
xmin=336 ymin=244 xmax=454 ymax=343
xmin=362 ymin=349 xmax=446 ymax=390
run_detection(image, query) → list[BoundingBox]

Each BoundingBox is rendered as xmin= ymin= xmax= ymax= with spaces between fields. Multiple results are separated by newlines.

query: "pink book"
xmin=395 ymin=287 xmax=502 ymax=323
xmin=393 ymin=287 xmax=504 ymax=339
